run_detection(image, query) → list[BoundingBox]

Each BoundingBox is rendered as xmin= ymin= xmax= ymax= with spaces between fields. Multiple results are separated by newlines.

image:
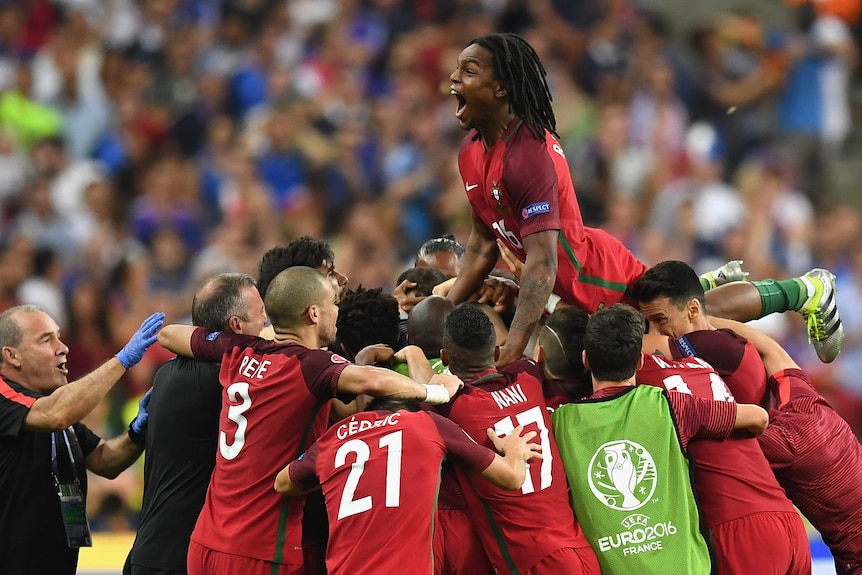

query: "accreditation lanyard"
xmin=51 ymin=428 xmax=92 ymax=548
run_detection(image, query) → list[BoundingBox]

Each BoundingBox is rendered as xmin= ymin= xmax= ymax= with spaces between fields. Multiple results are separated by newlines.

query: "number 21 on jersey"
xmin=335 ymin=431 xmax=402 ymax=520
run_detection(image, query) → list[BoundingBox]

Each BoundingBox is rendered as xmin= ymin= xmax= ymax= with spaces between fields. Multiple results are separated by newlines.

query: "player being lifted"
xmin=445 ymin=32 xmax=843 ymax=366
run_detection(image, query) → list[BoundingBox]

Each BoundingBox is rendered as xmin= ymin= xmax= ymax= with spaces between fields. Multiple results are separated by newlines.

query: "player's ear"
xmin=308 ymin=305 xmax=319 ymax=324
xmin=687 ymin=298 xmax=700 ymax=320
xmin=494 ymin=345 xmax=500 ymax=362
xmin=228 ymin=315 xmax=242 ymax=334
xmin=441 ymin=348 xmax=449 ymax=366
xmin=581 ymin=350 xmax=590 ymax=371
xmin=533 ymin=343 xmax=545 ymax=364
xmin=495 ymin=82 xmax=508 ymax=99
xmin=636 ymin=353 xmax=645 ymax=371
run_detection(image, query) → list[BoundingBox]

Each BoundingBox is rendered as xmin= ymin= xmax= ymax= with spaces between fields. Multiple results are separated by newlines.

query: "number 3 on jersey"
xmin=335 ymin=431 xmax=402 ymax=520
xmin=220 ymin=382 xmax=252 ymax=460
xmin=494 ymin=406 xmax=552 ymax=494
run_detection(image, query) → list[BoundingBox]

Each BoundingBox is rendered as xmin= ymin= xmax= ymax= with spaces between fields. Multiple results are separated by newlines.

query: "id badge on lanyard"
xmin=52 ymin=429 xmax=92 ymax=548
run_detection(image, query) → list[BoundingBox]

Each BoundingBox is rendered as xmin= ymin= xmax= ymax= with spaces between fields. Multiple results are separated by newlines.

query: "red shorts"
xmin=710 ymin=512 xmax=810 ymax=574
xmin=187 ymin=540 xmax=303 ymax=575
xmin=523 ymin=546 xmax=601 ymax=575
xmin=556 ymin=227 xmax=648 ymax=312
xmin=433 ymin=508 xmax=493 ymax=575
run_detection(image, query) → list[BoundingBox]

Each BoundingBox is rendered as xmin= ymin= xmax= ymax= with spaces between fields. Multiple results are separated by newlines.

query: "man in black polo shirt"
xmin=0 ymin=306 xmax=163 ymax=575
xmin=125 ymin=273 xmax=268 ymax=575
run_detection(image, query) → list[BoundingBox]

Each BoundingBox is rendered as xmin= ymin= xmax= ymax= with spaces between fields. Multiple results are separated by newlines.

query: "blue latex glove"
xmin=116 ymin=312 xmax=164 ymax=369
xmin=128 ymin=387 xmax=152 ymax=444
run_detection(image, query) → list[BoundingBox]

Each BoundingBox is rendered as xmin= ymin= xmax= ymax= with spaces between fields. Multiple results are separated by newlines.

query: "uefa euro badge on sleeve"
xmin=57 ymin=481 xmax=92 ymax=547
xmin=52 ymin=430 xmax=93 ymax=547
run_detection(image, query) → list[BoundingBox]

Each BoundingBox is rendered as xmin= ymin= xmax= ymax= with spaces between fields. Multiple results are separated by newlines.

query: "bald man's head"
xmin=407 ymin=295 xmax=455 ymax=358
xmin=264 ymin=266 xmax=331 ymax=331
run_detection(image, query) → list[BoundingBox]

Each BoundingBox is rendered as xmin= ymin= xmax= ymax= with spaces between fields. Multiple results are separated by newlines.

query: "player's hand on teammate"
xmin=495 ymin=342 xmax=525 ymax=369
xmin=429 ymin=372 xmax=464 ymax=400
xmin=354 ymin=344 xmax=395 ymax=366
xmin=486 ymin=424 xmax=543 ymax=462
xmin=393 ymin=279 xmax=425 ymax=313
xmin=497 ymin=239 xmax=524 ymax=281
xmin=432 ymin=276 xmax=457 ymax=297
xmin=478 ymin=275 xmax=518 ymax=313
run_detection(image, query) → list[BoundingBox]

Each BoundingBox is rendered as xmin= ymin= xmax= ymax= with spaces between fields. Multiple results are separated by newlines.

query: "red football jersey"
xmin=445 ymin=359 xmax=592 ymax=574
xmin=761 ymin=369 xmax=862 ymax=569
xmin=288 ymin=409 xmax=494 ymax=575
xmin=458 ymin=119 xmax=646 ymax=312
xmin=637 ymin=353 xmax=796 ymax=528
xmin=187 ymin=329 xmax=349 ymax=566
xmin=667 ymin=329 xmax=768 ymax=406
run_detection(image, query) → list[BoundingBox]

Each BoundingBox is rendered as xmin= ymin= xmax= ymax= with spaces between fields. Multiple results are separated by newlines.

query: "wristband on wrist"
xmin=546 ymin=293 xmax=562 ymax=314
xmin=127 ymin=424 xmax=145 ymax=446
xmin=422 ymin=384 xmax=450 ymax=405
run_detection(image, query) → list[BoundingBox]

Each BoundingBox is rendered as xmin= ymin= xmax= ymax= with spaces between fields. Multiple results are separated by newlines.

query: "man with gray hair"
xmin=0 ymin=305 xmax=163 ymax=575
xmin=125 ymin=273 xmax=267 ymax=575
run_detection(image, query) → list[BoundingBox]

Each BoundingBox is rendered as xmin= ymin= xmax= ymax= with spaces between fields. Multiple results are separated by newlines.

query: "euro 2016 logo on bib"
xmin=588 ymin=440 xmax=657 ymax=511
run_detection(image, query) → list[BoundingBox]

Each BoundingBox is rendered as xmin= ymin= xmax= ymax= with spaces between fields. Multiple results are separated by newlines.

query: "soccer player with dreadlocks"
xmin=446 ymin=32 xmax=844 ymax=368
xmin=446 ymin=32 xmax=648 ymax=367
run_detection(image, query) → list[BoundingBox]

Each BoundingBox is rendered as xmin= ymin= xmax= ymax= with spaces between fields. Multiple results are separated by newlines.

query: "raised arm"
xmin=24 ymin=313 xmax=164 ymax=431
xmin=496 ymin=230 xmax=557 ymax=367
xmin=156 ymin=324 xmax=197 ymax=358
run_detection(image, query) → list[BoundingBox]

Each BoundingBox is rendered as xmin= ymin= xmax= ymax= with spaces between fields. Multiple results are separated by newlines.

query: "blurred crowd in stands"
xmin=1 ymin=0 xmax=861 ymax=529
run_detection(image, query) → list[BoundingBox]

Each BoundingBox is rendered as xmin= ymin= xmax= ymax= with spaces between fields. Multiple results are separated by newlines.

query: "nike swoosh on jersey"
xmin=465 ymin=183 xmax=479 ymax=191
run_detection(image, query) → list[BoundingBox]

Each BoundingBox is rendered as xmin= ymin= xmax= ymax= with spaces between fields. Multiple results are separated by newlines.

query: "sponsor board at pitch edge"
xmin=589 ymin=439 xmax=677 ymax=556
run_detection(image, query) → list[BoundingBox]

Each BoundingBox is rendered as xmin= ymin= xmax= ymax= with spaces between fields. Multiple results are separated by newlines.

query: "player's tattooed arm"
xmin=497 ymin=230 xmax=557 ymax=367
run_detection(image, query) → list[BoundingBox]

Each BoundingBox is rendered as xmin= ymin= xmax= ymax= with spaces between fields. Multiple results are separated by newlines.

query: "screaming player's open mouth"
xmin=57 ymin=361 xmax=68 ymax=375
xmin=451 ymin=89 xmax=466 ymax=119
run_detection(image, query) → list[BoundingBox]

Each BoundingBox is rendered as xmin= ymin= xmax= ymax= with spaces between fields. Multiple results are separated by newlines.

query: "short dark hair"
xmin=334 ymin=286 xmax=400 ymax=358
xmin=396 ymin=267 xmax=448 ymax=298
xmin=583 ymin=304 xmax=644 ymax=382
xmin=191 ymin=273 xmax=257 ymax=332
xmin=632 ymin=261 xmax=705 ymax=308
xmin=265 ymin=266 xmax=329 ymax=331
xmin=539 ymin=306 xmax=590 ymax=383
xmin=257 ymin=236 xmax=334 ymax=298
xmin=443 ymin=303 xmax=496 ymax=368
xmin=416 ymin=234 xmax=465 ymax=262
